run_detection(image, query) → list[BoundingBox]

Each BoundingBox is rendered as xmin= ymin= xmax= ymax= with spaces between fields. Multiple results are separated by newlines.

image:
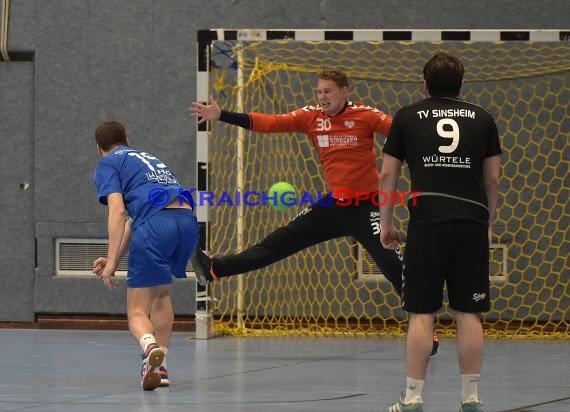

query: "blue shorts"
xmin=127 ymin=209 xmax=199 ymax=288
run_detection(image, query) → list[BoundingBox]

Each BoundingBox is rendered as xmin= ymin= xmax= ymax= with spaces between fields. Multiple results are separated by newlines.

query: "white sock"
xmin=139 ymin=334 xmax=157 ymax=352
xmin=461 ymin=374 xmax=480 ymax=403
xmin=160 ymin=346 xmax=168 ymax=367
xmin=403 ymin=377 xmax=424 ymax=403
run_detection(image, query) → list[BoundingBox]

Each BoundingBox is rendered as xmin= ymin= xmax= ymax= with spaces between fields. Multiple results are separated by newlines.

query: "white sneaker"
xmin=140 ymin=344 xmax=165 ymax=391
xmin=459 ymin=399 xmax=484 ymax=412
xmin=387 ymin=397 xmax=424 ymax=412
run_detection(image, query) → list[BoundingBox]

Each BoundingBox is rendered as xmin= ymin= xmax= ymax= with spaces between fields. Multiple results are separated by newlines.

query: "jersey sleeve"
xmin=485 ymin=115 xmax=502 ymax=157
xmin=93 ymin=162 xmax=122 ymax=205
xmin=382 ymin=110 xmax=405 ymax=161
xmin=249 ymin=109 xmax=307 ymax=133
xmin=370 ymin=108 xmax=393 ymax=137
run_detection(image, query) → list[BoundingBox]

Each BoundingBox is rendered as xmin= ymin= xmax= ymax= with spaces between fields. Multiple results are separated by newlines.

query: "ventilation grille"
xmin=358 ymin=243 xmax=507 ymax=282
xmin=56 ymin=238 xmax=194 ymax=276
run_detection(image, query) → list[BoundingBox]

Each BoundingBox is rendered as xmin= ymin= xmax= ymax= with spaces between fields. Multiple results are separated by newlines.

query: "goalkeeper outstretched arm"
xmin=189 ymin=95 xmax=302 ymax=133
xmin=189 ymin=94 xmax=251 ymax=129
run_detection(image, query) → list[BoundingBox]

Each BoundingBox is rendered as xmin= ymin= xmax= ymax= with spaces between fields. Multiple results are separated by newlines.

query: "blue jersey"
xmin=93 ymin=146 xmax=191 ymax=229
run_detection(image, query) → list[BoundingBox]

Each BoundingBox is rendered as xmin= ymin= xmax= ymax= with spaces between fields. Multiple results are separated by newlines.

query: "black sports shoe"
xmin=191 ymin=248 xmax=214 ymax=286
xmin=431 ymin=331 xmax=439 ymax=356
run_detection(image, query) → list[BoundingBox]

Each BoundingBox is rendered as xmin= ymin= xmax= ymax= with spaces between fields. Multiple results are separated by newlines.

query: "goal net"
xmin=198 ymin=31 xmax=569 ymax=339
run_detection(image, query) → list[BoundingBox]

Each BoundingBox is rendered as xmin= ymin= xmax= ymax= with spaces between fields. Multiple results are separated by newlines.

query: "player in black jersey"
xmin=380 ymin=53 xmax=501 ymax=412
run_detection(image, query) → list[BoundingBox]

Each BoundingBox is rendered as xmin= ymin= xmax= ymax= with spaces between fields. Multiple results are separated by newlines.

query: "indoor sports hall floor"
xmin=0 ymin=329 xmax=568 ymax=412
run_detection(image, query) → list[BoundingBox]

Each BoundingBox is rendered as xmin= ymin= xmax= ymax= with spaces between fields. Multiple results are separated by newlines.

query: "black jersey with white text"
xmin=383 ymin=97 xmax=501 ymax=224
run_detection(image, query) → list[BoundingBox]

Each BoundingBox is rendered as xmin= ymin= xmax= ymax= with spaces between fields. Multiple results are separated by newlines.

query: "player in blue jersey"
xmin=380 ymin=53 xmax=501 ymax=412
xmin=91 ymin=121 xmax=199 ymax=391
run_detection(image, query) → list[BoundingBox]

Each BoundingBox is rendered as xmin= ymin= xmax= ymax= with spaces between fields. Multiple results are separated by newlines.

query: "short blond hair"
xmin=318 ymin=70 xmax=349 ymax=89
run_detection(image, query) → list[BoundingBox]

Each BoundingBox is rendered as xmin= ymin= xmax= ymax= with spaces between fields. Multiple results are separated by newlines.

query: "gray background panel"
xmin=0 ymin=63 xmax=35 ymax=321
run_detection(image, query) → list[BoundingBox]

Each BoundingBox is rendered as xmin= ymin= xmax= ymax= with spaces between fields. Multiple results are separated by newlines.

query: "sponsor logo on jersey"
xmin=473 ymin=292 xmax=486 ymax=302
xmin=316 ymin=134 xmax=359 ymax=147
xmin=422 ymin=154 xmax=472 ymax=169
xmin=317 ymin=135 xmax=330 ymax=147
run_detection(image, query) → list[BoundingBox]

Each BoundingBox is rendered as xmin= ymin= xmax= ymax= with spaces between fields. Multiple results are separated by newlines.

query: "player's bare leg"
xmin=150 ymin=285 xmax=173 ymax=386
xmin=455 ymin=311 xmax=485 ymax=410
xmin=127 ymin=286 xmax=166 ymax=390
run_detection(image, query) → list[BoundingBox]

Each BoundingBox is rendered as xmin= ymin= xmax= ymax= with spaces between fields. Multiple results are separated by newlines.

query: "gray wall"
xmin=0 ymin=63 xmax=35 ymax=321
xmin=0 ymin=0 xmax=568 ymax=320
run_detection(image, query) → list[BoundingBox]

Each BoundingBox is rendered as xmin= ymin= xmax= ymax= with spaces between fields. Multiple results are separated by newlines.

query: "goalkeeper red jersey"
xmin=249 ymin=102 xmax=392 ymax=195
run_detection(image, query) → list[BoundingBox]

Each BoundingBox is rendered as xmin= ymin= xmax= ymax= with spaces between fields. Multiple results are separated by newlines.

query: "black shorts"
xmin=401 ymin=220 xmax=490 ymax=314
